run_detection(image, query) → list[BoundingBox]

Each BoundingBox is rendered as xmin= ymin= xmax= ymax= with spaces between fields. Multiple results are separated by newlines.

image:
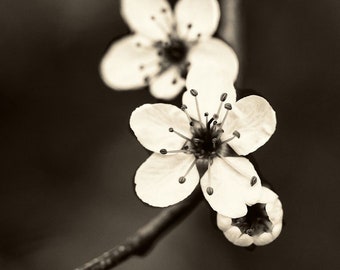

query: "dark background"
xmin=1 ymin=0 xmax=339 ymax=269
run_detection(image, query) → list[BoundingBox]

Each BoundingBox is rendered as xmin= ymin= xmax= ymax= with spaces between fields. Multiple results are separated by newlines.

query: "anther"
xmin=178 ymin=176 xmax=186 ymax=184
xmin=250 ymin=176 xmax=257 ymax=186
xmin=233 ymin=130 xmax=241 ymax=138
xmin=139 ymin=65 xmax=144 ymax=70
xmin=190 ymin=89 xmax=198 ymax=96
xmin=206 ymin=187 xmax=214 ymax=195
xmin=246 ymin=228 xmax=254 ymax=236
xmin=169 ymin=128 xmax=191 ymax=141
xmin=187 ymin=23 xmax=192 ymax=29
xmin=160 ymin=149 xmax=167 ymax=154
xmin=161 ymin=8 xmax=167 ymax=13
xmin=224 ymin=103 xmax=232 ymax=110
xmin=172 ymin=78 xmax=177 ymax=85
xmin=220 ymin=93 xmax=228 ymax=102
xmin=150 ymin=16 xmax=155 ymax=20
xmin=181 ymin=104 xmax=187 ymax=110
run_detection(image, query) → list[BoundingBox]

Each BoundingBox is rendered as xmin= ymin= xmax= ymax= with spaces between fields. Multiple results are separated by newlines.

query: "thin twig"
xmin=74 ymin=188 xmax=203 ymax=270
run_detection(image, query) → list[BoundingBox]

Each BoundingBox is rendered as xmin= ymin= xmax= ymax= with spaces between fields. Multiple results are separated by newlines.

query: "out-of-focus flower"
xmin=129 ymin=67 xmax=276 ymax=218
xmin=100 ymin=0 xmax=238 ymax=100
xmin=217 ymin=186 xmax=283 ymax=246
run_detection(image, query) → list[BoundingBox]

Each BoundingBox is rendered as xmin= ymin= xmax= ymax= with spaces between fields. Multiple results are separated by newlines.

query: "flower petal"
xmin=223 ymin=95 xmax=277 ymax=156
xmin=150 ymin=66 xmax=185 ymax=100
xmin=135 ymin=153 xmax=199 ymax=207
xmin=216 ymin=214 xmax=232 ymax=231
xmin=223 ymin=226 xmax=242 ymax=243
xmin=258 ymin=186 xmax=278 ymax=204
xmin=272 ymin=223 xmax=283 ymax=238
xmin=253 ymin=232 xmax=274 ymax=246
xmin=121 ymin=0 xmax=173 ymax=41
xmin=266 ymin=199 xmax=283 ymax=224
xmin=100 ymin=35 xmax=160 ymax=90
xmin=175 ymin=0 xmax=220 ymax=41
xmin=130 ymin=103 xmax=191 ymax=153
xmin=200 ymin=156 xmax=261 ymax=218
xmin=233 ymin=233 xmax=254 ymax=247
xmin=182 ymin=65 xmax=236 ymax=121
xmin=188 ymin=38 xmax=239 ymax=82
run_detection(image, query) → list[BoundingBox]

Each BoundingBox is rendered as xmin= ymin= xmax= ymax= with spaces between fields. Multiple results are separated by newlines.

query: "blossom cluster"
xmin=101 ymin=0 xmax=283 ymax=247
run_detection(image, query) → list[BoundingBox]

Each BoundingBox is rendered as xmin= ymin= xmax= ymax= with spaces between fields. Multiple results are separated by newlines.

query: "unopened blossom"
xmin=217 ymin=186 xmax=283 ymax=246
xmin=100 ymin=0 xmax=238 ymax=100
xmin=130 ymin=67 xmax=276 ymax=218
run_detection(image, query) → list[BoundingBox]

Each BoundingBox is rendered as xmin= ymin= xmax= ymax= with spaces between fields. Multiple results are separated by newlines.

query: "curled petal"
xmin=175 ymin=0 xmax=220 ymax=41
xmin=223 ymin=226 xmax=242 ymax=243
xmin=200 ymin=156 xmax=261 ymax=218
xmin=121 ymin=0 xmax=173 ymax=41
xmin=188 ymin=38 xmax=239 ymax=82
xmin=150 ymin=67 xmax=185 ymax=100
xmin=253 ymin=232 xmax=273 ymax=246
xmin=182 ymin=65 xmax=236 ymax=120
xmin=100 ymin=35 xmax=159 ymax=90
xmin=135 ymin=153 xmax=199 ymax=207
xmin=216 ymin=214 xmax=232 ymax=231
xmin=223 ymin=95 xmax=277 ymax=156
xmin=130 ymin=103 xmax=191 ymax=153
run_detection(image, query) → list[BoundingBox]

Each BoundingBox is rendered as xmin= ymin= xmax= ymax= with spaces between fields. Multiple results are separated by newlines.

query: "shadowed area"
xmin=0 ymin=0 xmax=339 ymax=269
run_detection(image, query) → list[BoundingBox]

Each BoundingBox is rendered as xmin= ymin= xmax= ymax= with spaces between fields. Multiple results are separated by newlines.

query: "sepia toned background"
xmin=1 ymin=0 xmax=339 ymax=269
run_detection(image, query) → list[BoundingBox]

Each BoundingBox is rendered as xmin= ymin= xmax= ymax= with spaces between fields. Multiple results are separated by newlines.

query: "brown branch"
xmin=74 ymin=188 xmax=203 ymax=270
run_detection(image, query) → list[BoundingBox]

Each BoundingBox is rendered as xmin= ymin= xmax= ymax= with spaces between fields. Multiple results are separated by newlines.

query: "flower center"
xmin=162 ymin=39 xmax=188 ymax=64
xmin=232 ymin=203 xmax=273 ymax=236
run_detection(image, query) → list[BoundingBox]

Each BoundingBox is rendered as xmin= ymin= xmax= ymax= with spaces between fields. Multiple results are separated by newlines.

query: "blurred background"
xmin=0 ymin=0 xmax=339 ymax=269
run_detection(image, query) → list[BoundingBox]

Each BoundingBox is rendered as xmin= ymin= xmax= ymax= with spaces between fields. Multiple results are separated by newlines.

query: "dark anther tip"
xmin=169 ymin=127 xmax=174 ymax=132
xmin=160 ymin=149 xmax=167 ymax=155
xmin=233 ymin=130 xmax=241 ymax=138
xmin=179 ymin=177 xmax=186 ymax=184
xmin=190 ymin=89 xmax=198 ymax=96
xmin=206 ymin=187 xmax=214 ymax=195
xmin=181 ymin=104 xmax=187 ymax=110
xmin=220 ymin=93 xmax=228 ymax=102
xmin=204 ymin=112 xmax=209 ymax=116
xmin=224 ymin=103 xmax=232 ymax=110
xmin=251 ymin=176 xmax=257 ymax=186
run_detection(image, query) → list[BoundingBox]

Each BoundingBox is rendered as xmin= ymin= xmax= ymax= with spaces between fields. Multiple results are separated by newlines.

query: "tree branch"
xmin=74 ymin=188 xmax=203 ymax=270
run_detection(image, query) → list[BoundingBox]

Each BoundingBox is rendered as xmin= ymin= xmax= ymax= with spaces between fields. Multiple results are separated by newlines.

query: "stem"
xmin=74 ymin=188 xmax=203 ymax=270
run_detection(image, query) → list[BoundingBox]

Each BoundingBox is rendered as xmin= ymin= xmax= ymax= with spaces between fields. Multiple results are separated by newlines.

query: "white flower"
xmin=217 ymin=186 xmax=283 ymax=246
xmin=129 ymin=66 xmax=277 ymax=218
xmin=100 ymin=0 xmax=238 ymax=100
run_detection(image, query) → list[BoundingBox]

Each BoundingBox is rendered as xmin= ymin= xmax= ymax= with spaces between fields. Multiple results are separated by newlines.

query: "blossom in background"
xmin=217 ymin=186 xmax=283 ymax=246
xmin=130 ymin=66 xmax=277 ymax=218
xmin=100 ymin=0 xmax=238 ymax=100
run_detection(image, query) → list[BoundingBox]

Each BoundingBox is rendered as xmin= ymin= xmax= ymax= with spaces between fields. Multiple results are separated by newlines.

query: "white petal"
xmin=130 ymin=103 xmax=192 ymax=153
xmin=200 ymin=156 xmax=261 ymax=218
xmin=233 ymin=233 xmax=254 ymax=247
xmin=223 ymin=226 xmax=242 ymax=244
xmin=182 ymin=65 xmax=236 ymax=121
xmin=253 ymin=232 xmax=274 ymax=246
xmin=175 ymin=0 xmax=220 ymax=41
xmin=100 ymin=35 xmax=160 ymax=90
xmin=188 ymin=38 xmax=239 ymax=82
xmin=150 ymin=67 xmax=185 ymax=100
xmin=135 ymin=153 xmax=199 ymax=207
xmin=258 ymin=186 xmax=278 ymax=204
xmin=121 ymin=0 xmax=173 ymax=41
xmin=223 ymin=95 xmax=277 ymax=156
xmin=216 ymin=213 xmax=232 ymax=232
xmin=223 ymin=157 xmax=262 ymax=205
xmin=272 ymin=222 xmax=283 ymax=239
xmin=266 ymin=199 xmax=283 ymax=224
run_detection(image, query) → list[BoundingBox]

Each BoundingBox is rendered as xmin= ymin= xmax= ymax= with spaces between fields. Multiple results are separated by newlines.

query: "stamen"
xmin=181 ymin=104 xmax=193 ymax=124
xmin=204 ymin=112 xmax=209 ymax=127
xmin=214 ymin=93 xmax=228 ymax=120
xmin=250 ymin=176 xmax=257 ymax=186
xmin=169 ymin=127 xmax=191 ymax=141
xmin=222 ymin=130 xmax=241 ymax=144
xmin=206 ymin=158 xmax=214 ymax=195
xmin=219 ymin=103 xmax=232 ymax=129
xmin=178 ymin=159 xmax=196 ymax=184
xmin=190 ymin=89 xmax=202 ymax=124
xmin=150 ymin=15 xmax=171 ymax=36
xmin=212 ymin=138 xmax=217 ymax=148
xmin=160 ymin=148 xmax=190 ymax=154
